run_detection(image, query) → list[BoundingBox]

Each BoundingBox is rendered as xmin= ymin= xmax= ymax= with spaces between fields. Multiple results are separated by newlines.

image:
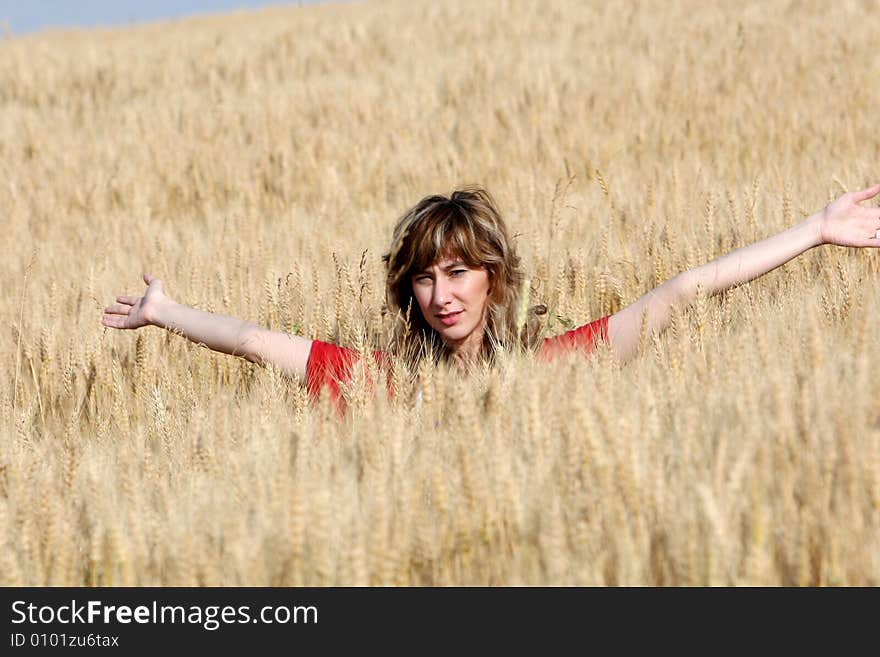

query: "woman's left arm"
xmin=607 ymin=183 xmax=880 ymax=363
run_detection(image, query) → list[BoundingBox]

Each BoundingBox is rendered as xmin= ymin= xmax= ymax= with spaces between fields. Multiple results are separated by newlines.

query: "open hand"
xmin=102 ymin=274 xmax=167 ymax=330
xmin=820 ymin=183 xmax=880 ymax=247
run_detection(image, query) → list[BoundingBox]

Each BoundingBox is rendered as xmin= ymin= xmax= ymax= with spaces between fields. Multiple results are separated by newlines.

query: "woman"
xmin=102 ymin=183 xmax=880 ymax=407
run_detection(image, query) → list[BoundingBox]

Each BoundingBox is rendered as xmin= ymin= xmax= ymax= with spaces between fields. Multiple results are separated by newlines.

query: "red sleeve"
xmin=538 ymin=315 xmax=610 ymax=361
xmin=305 ymin=340 xmax=387 ymax=411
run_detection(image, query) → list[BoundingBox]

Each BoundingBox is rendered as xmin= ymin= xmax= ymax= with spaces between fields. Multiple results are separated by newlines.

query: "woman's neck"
xmin=444 ymin=323 xmax=485 ymax=371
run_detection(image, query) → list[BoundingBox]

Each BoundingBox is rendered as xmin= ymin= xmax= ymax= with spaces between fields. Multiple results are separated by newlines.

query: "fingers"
xmin=852 ymin=183 xmax=880 ymax=203
xmin=104 ymin=304 xmax=131 ymax=315
xmin=101 ymin=315 xmax=126 ymax=329
xmin=143 ymin=273 xmax=164 ymax=293
xmin=116 ymin=295 xmax=138 ymax=305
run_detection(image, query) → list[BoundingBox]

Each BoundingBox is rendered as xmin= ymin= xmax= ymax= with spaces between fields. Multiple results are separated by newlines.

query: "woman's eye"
xmin=415 ymin=269 xmax=465 ymax=282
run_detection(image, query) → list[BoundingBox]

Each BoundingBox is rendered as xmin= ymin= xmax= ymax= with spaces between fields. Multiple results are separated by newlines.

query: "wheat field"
xmin=1 ymin=0 xmax=879 ymax=585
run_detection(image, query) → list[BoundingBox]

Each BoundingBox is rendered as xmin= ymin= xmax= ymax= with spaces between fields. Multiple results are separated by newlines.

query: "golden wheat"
xmin=1 ymin=0 xmax=879 ymax=585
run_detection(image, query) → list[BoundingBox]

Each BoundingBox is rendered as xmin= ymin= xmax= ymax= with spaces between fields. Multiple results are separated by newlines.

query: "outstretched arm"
xmin=607 ymin=183 xmax=880 ymax=363
xmin=102 ymin=274 xmax=313 ymax=379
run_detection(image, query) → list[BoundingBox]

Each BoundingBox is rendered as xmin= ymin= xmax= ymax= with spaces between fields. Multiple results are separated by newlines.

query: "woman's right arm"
xmin=102 ymin=274 xmax=313 ymax=379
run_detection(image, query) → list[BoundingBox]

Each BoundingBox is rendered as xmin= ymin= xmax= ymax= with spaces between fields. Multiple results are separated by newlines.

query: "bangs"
xmin=407 ymin=208 xmax=484 ymax=274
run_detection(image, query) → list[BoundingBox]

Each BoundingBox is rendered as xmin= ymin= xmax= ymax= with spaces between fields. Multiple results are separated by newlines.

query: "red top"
xmin=306 ymin=315 xmax=610 ymax=410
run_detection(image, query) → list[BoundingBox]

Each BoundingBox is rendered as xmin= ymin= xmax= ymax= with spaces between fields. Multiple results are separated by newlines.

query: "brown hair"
xmin=382 ymin=186 xmax=545 ymax=369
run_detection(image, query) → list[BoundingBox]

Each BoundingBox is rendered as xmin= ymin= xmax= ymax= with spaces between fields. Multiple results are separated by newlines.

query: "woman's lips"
xmin=437 ymin=311 xmax=463 ymax=326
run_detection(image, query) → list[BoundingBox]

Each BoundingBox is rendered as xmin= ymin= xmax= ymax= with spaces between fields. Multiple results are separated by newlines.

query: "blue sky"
xmin=0 ymin=1 xmax=331 ymax=36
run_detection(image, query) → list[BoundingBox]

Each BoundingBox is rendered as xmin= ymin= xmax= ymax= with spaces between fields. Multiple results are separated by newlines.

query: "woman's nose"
xmin=432 ymin=278 xmax=450 ymax=306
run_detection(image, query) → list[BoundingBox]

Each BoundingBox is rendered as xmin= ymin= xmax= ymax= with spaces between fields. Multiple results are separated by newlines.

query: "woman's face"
xmin=410 ymin=257 xmax=491 ymax=347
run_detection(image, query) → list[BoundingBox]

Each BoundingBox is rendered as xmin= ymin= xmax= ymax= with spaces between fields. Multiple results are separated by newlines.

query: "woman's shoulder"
xmin=538 ymin=315 xmax=610 ymax=360
xmin=307 ymin=339 xmax=388 ymax=371
xmin=303 ymin=340 xmax=388 ymax=410
xmin=306 ymin=339 xmax=387 ymax=389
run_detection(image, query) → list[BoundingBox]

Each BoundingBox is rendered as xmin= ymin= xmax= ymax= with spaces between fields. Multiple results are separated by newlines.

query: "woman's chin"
xmin=435 ymin=322 xmax=473 ymax=342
